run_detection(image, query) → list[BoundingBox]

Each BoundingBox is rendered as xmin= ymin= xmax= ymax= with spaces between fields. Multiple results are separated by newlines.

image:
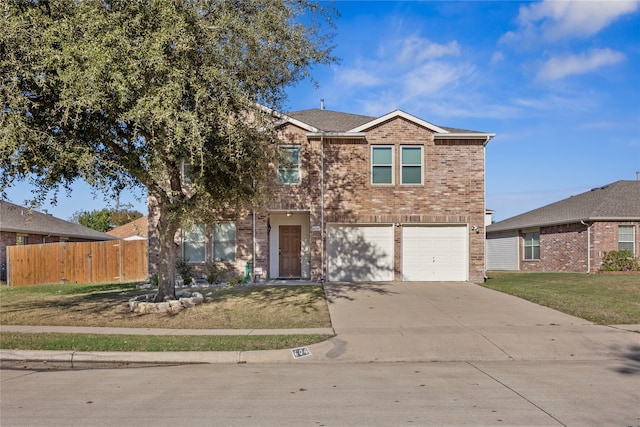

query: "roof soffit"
xmin=349 ymin=110 xmax=449 ymax=133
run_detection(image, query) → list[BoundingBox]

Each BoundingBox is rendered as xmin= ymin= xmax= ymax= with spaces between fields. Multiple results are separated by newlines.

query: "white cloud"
xmin=502 ymin=0 xmax=639 ymax=43
xmin=335 ymin=68 xmax=382 ymax=87
xmin=397 ymin=37 xmax=460 ymax=63
xmin=403 ymin=61 xmax=475 ymax=97
xmin=537 ymin=48 xmax=626 ymax=80
xmin=490 ymin=51 xmax=505 ymax=65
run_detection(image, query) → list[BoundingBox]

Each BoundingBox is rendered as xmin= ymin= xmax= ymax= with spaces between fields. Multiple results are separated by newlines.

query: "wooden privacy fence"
xmin=7 ymin=240 xmax=148 ymax=286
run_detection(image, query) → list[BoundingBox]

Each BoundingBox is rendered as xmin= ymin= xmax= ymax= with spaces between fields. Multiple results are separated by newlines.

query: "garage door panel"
xmin=327 ymin=225 xmax=394 ymax=282
xmin=402 ymin=226 xmax=467 ymax=281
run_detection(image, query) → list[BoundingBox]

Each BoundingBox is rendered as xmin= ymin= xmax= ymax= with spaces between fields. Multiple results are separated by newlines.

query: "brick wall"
xmin=521 ymin=223 xmax=589 ymax=273
xmin=147 ymin=115 xmax=488 ymax=283
xmin=269 ymin=117 xmax=487 ymax=282
xmin=591 ymin=221 xmax=640 ymax=270
xmin=518 ymin=221 xmax=640 ymax=273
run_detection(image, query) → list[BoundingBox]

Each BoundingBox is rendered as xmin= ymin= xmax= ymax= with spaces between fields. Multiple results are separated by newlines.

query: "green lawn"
xmin=0 ymin=332 xmax=332 ymax=352
xmin=482 ymin=272 xmax=640 ymax=325
xmin=0 ymin=282 xmax=333 ymax=351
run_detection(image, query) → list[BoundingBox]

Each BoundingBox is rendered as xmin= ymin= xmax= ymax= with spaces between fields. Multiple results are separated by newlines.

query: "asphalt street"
xmin=1 ymin=281 xmax=639 ymax=426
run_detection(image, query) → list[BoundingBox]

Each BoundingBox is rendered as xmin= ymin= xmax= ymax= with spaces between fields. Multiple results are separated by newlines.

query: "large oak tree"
xmin=1 ymin=0 xmax=336 ymax=300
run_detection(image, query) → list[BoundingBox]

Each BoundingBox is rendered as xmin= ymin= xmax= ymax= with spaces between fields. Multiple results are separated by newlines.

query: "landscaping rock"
xmin=128 ymin=292 xmax=204 ymax=314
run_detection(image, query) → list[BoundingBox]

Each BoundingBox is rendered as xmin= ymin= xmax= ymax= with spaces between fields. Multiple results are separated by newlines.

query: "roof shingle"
xmin=487 ymin=180 xmax=640 ymax=232
xmin=0 ymin=200 xmax=116 ymax=240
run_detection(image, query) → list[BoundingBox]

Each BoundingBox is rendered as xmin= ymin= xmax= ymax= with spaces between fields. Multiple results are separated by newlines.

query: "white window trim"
xmin=278 ymin=145 xmax=301 ymax=185
xmin=618 ymin=225 xmax=636 ymax=254
xmin=400 ymin=145 xmax=424 ymax=185
xmin=182 ymin=224 xmax=206 ymax=263
xmin=213 ymin=222 xmax=237 ymax=263
xmin=371 ymin=145 xmax=395 ymax=185
xmin=523 ymin=231 xmax=540 ymax=260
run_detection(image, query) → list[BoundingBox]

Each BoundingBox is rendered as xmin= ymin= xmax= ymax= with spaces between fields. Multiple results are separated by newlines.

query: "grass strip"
xmin=483 ymin=272 xmax=640 ymax=325
xmin=0 ymin=283 xmax=332 ymax=329
xmin=0 ymin=332 xmax=334 ymax=352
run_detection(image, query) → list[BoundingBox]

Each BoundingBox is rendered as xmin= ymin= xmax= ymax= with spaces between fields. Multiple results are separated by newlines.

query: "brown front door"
xmin=279 ymin=225 xmax=301 ymax=278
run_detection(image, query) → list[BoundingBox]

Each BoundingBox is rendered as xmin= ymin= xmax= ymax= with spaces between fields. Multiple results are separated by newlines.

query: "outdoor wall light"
xmin=286 ymin=212 xmax=292 ymax=217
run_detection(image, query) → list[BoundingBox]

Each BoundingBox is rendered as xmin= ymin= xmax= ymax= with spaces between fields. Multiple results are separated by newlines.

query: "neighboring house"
xmin=107 ymin=216 xmax=148 ymax=240
xmin=486 ymin=180 xmax=640 ymax=273
xmin=148 ymin=108 xmax=495 ymax=282
xmin=0 ymin=200 xmax=116 ymax=272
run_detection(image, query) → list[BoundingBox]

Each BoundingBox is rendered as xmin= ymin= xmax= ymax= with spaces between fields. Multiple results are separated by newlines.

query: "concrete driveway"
xmin=319 ymin=281 xmax=639 ymax=363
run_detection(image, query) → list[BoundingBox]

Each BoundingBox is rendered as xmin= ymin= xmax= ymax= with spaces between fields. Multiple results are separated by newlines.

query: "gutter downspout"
xmin=252 ymin=180 xmax=256 ymax=282
xmin=320 ymin=132 xmax=325 ymax=283
xmin=580 ymin=219 xmax=592 ymax=273
xmin=483 ymin=135 xmax=491 ymax=281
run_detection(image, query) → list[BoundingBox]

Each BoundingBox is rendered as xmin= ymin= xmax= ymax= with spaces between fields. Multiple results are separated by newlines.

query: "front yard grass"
xmin=0 ymin=282 xmax=333 ymax=351
xmin=0 ymin=332 xmax=332 ymax=352
xmin=483 ymin=272 xmax=640 ymax=325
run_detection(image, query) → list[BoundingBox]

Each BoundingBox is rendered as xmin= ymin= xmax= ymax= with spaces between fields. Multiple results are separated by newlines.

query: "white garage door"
xmin=402 ymin=225 xmax=468 ymax=281
xmin=327 ymin=224 xmax=394 ymax=282
xmin=486 ymin=232 xmax=519 ymax=271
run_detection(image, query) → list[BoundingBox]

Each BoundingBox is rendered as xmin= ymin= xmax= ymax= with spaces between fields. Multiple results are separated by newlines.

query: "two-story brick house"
xmin=148 ymin=108 xmax=495 ymax=283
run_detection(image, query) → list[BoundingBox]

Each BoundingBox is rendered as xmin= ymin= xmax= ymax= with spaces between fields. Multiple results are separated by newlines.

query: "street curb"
xmin=0 ymin=339 xmax=337 ymax=369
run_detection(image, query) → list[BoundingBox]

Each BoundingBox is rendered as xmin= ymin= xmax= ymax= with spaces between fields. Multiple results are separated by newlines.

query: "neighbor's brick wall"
xmin=591 ymin=221 xmax=640 ymax=270
xmin=521 ymin=223 xmax=589 ymax=273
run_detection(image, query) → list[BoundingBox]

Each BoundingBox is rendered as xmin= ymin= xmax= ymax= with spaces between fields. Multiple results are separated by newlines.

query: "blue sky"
xmin=5 ymin=1 xmax=640 ymax=222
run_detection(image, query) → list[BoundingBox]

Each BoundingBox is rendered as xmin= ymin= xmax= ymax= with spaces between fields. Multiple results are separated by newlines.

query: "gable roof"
xmin=107 ymin=216 xmax=148 ymax=240
xmin=283 ymin=108 xmax=495 ymax=142
xmin=286 ymin=109 xmax=375 ymax=132
xmin=349 ymin=110 xmax=449 ymax=133
xmin=487 ymin=180 xmax=640 ymax=232
xmin=0 ymin=200 xmax=116 ymax=241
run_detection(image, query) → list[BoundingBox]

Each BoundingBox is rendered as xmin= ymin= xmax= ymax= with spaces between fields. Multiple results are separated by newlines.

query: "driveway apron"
xmin=322 ymin=281 xmax=638 ymax=363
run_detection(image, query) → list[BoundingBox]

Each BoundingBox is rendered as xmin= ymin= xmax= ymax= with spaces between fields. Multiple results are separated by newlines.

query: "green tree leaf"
xmin=1 ymin=0 xmax=336 ymax=300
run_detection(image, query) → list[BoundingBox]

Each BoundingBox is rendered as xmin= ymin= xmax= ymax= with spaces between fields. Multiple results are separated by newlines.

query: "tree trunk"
xmin=153 ymin=205 xmax=181 ymax=302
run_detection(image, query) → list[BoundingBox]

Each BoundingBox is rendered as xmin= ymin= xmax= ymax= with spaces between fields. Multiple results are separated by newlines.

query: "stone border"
xmin=129 ymin=291 xmax=204 ymax=314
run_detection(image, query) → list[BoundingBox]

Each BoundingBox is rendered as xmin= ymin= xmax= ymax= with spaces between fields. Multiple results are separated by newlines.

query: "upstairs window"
xmin=182 ymin=162 xmax=193 ymax=185
xmin=372 ymin=146 xmax=393 ymax=184
xmin=401 ymin=146 xmax=423 ymax=185
xmin=278 ymin=145 xmax=301 ymax=185
xmin=213 ymin=222 xmax=236 ymax=262
xmin=523 ymin=232 xmax=540 ymax=260
xmin=618 ymin=226 xmax=635 ymax=253
xmin=182 ymin=224 xmax=205 ymax=263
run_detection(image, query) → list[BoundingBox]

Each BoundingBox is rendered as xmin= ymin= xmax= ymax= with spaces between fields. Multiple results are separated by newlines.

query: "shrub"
xmin=205 ymin=262 xmax=226 ymax=285
xmin=176 ymin=258 xmax=194 ymax=286
xmin=226 ymin=274 xmax=246 ymax=286
xmin=150 ymin=273 xmax=159 ymax=287
xmin=600 ymin=250 xmax=640 ymax=272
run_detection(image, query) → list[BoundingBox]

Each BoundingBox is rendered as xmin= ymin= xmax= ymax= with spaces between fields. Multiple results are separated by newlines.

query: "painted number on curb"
xmin=291 ymin=347 xmax=311 ymax=359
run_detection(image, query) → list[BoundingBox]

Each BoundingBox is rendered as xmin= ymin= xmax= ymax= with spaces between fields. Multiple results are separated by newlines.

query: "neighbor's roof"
xmin=487 ymin=180 xmax=640 ymax=233
xmin=284 ymin=108 xmax=494 ymax=138
xmin=107 ymin=216 xmax=148 ymax=240
xmin=0 ymin=200 xmax=116 ymax=241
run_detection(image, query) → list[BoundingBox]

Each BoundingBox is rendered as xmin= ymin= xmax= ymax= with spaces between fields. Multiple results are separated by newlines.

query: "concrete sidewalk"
xmin=1 ymin=281 xmax=639 ymax=367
